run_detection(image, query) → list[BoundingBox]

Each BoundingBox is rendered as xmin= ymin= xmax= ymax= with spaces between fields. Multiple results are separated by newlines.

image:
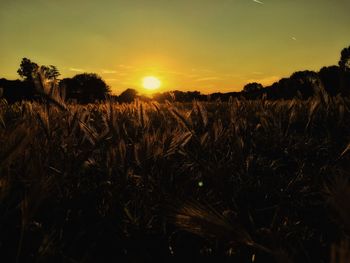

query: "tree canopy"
xmin=118 ymin=88 xmax=138 ymax=103
xmin=243 ymin=82 xmax=263 ymax=93
xmin=17 ymin=58 xmax=39 ymax=81
xmin=17 ymin=58 xmax=60 ymax=81
xmin=319 ymin=66 xmax=341 ymax=96
xmin=61 ymin=73 xmax=110 ymax=103
xmin=339 ymin=45 xmax=350 ymax=72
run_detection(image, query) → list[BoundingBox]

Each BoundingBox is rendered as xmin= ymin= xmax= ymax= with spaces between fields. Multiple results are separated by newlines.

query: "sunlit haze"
xmin=142 ymin=76 xmax=161 ymax=92
xmin=1 ymin=0 xmax=350 ymax=94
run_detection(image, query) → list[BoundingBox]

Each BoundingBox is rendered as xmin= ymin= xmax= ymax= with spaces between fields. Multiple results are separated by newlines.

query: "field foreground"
xmin=1 ymin=96 xmax=350 ymax=262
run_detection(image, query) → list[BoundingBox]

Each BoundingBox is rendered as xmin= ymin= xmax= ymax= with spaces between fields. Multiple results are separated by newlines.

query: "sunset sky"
xmin=1 ymin=0 xmax=350 ymax=94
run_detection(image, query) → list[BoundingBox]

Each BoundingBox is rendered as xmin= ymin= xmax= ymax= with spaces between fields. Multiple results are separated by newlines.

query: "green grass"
xmin=0 ymin=95 xmax=350 ymax=262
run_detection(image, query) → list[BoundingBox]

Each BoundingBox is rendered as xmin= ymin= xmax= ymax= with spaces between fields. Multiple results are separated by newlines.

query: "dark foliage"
xmin=208 ymin=91 xmax=241 ymax=101
xmin=153 ymin=90 xmax=206 ymax=103
xmin=243 ymin=82 xmax=263 ymax=93
xmin=61 ymin=73 xmax=111 ymax=103
xmin=0 ymin=78 xmax=35 ymax=103
xmin=339 ymin=45 xmax=350 ymax=72
xmin=319 ymin=66 xmax=341 ymax=96
xmin=17 ymin=58 xmax=39 ymax=82
xmin=117 ymin=88 xmax=138 ymax=103
xmin=41 ymin=65 xmax=60 ymax=80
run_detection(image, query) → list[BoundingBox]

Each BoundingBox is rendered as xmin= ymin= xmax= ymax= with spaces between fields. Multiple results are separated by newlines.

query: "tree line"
xmin=0 ymin=45 xmax=350 ymax=103
xmin=153 ymin=45 xmax=350 ymax=102
xmin=0 ymin=58 xmax=111 ymax=103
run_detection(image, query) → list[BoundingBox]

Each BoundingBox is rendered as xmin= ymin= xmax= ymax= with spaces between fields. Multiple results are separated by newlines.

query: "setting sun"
xmin=142 ymin=76 xmax=161 ymax=90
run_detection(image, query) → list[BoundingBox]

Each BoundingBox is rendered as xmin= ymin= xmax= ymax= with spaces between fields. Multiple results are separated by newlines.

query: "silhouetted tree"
xmin=0 ymin=78 xmax=34 ymax=102
xmin=118 ymin=88 xmax=137 ymax=103
xmin=243 ymin=82 xmax=263 ymax=93
xmin=262 ymin=71 xmax=322 ymax=100
xmin=18 ymin=58 xmax=60 ymax=81
xmin=339 ymin=45 xmax=350 ymax=72
xmin=153 ymin=91 xmax=174 ymax=102
xmin=209 ymin=92 xmax=240 ymax=101
xmin=61 ymin=73 xmax=110 ymax=103
xmin=17 ymin=58 xmax=39 ymax=81
xmin=153 ymin=90 xmax=238 ymax=102
xmin=41 ymin=65 xmax=60 ymax=80
xmin=338 ymin=45 xmax=350 ymax=96
xmin=319 ymin=66 xmax=341 ymax=96
xmin=167 ymin=90 xmax=204 ymax=102
xmin=290 ymin=71 xmax=321 ymax=97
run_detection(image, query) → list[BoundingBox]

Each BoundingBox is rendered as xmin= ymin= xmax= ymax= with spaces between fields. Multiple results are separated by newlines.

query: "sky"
xmin=1 ymin=0 xmax=350 ymax=95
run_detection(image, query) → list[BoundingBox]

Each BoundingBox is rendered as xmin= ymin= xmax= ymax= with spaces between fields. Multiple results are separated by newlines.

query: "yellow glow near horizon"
xmin=142 ymin=76 xmax=161 ymax=90
xmin=1 ymin=1 xmax=349 ymax=94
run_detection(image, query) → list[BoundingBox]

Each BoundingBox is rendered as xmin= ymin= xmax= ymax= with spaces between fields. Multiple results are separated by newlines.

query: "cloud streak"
xmin=194 ymin=77 xmax=222 ymax=82
xmin=101 ymin=69 xmax=117 ymax=74
xmin=253 ymin=0 xmax=264 ymax=4
xmin=69 ymin=68 xmax=84 ymax=72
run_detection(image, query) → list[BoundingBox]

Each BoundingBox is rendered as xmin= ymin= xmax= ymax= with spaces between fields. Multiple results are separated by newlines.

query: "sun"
xmin=142 ymin=76 xmax=161 ymax=90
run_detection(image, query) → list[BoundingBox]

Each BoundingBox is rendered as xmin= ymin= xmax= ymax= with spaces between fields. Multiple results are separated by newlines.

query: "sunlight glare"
xmin=142 ymin=76 xmax=161 ymax=90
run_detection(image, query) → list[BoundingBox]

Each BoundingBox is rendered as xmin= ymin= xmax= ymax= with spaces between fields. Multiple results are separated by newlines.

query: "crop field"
xmin=1 ymin=96 xmax=350 ymax=262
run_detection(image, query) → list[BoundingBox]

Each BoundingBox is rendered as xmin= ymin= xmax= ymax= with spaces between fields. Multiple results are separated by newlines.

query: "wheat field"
xmin=0 ymin=95 xmax=350 ymax=262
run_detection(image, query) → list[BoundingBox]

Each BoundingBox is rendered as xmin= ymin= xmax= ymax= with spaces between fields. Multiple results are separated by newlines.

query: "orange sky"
xmin=1 ymin=0 xmax=350 ymax=94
